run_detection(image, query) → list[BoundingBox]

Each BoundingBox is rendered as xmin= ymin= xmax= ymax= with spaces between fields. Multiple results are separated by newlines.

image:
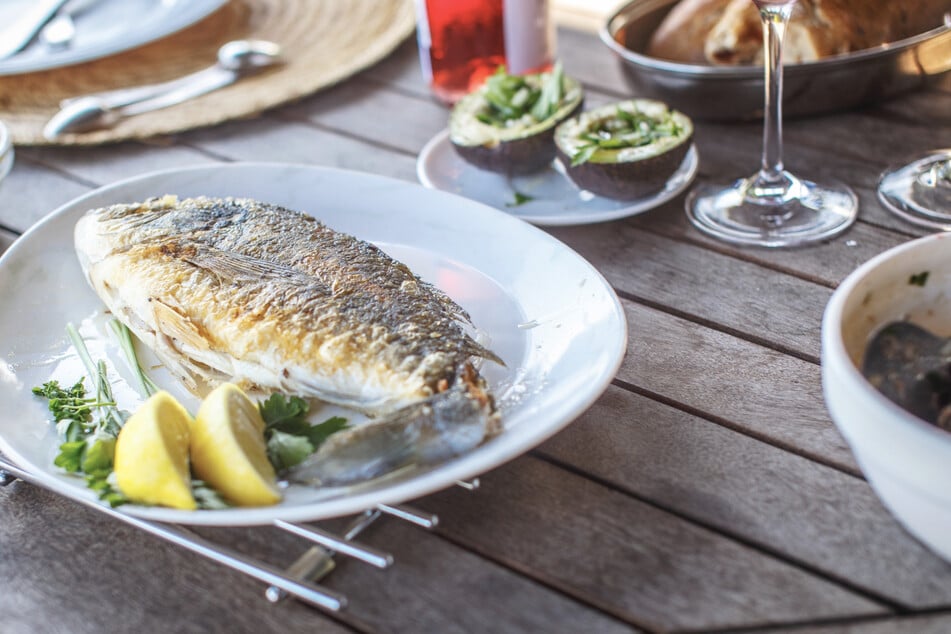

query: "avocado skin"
xmin=451 ymin=99 xmax=583 ymax=176
xmin=557 ymin=134 xmax=691 ymax=200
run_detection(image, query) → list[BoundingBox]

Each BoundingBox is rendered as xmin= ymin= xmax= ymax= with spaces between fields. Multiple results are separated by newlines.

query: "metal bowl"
xmin=600 ymin=0 xmax=951 ymax=120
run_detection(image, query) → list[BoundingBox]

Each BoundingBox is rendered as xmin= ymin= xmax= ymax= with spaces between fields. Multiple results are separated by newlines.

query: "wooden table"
xmin=2 ymin=25 xmax=951 ymax=634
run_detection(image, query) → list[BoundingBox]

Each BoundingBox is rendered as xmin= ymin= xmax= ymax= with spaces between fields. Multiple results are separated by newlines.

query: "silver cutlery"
xmin=43 ymin=40 xmax=282 ymax=139
xmin=0 ymin=0 xmax=71 ymax=59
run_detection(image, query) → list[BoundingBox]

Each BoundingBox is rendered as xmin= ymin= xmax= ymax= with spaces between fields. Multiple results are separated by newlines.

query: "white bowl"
xmin=823 ymin=232 xmax=951 ymax=561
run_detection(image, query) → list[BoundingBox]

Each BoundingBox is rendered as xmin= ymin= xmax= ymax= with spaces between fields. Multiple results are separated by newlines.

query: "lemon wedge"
xmin=114 ymin=391 xmax=196 ymax=510
xmin=191 ymin=383 xmax=281 ymax=507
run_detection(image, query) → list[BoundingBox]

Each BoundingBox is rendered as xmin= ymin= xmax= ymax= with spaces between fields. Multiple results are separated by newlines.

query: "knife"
xmin=0 ymin=0 xmax=71 ymax=60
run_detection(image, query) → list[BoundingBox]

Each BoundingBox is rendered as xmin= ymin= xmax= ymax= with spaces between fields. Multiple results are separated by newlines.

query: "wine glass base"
xmin=878 ymin=149 xmax=951 ymax=231
xmin=686 ymin=172 xmax=858 ymax=248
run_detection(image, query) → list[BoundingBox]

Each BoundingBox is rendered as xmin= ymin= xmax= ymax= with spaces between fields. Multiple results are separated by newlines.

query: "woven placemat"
xmin=0 ymin=0 xmax=416 ymax=146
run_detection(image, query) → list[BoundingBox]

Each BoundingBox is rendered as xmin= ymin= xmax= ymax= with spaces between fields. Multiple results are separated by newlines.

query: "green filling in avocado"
xmin=475 ymin=63 xmax=565 ymax=128
xmin=570 ymin=107 xmax=684 ymax=166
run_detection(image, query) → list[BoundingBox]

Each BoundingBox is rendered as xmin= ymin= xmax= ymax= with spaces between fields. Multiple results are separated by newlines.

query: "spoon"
xmin=861 ymin=321 xmax=951 ymax=425
xmin=43 ymin=40 xmax=282 ymax=139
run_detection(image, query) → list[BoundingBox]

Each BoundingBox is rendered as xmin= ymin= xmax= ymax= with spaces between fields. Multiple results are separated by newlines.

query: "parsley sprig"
xmin=31 ymin=323 xmax=131 ymax=506
xmin=259 ymin=394 xmax=347 ymax=471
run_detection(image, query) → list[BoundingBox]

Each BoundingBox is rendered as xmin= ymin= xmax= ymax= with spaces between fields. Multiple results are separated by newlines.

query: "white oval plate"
xmin=0 ymin=0 xmax=227 ymax=76
xmin=417 ymin=129 xmax=698 ymax=226
xmin=0 ymin=163 xmax=627 ymax=526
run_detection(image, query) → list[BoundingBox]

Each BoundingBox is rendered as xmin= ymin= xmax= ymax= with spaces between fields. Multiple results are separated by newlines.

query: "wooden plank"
xmin=632 ymin=203 xmax=911 ymax=289
xmin=0 ymin=484 xmax=355 ymax=634
xmin=618 ymin=299 xmax=858 ymax=472
xmin=17 ymin=140 xmax=220 ymax=187
xmin=541 ymin=386 xmax=951 ymax=608
xmin=747 ymin=613 xmax=951 ymax=633
xmin=0 ymin=158 xmax=92 ymax=233
xmin=182 ymin=116 xmax=419 ymax=183
xmin=549 ymin=221 xmax=833 ymax=360
xmin=277 ymin=77 xmax=449 ymax=154
xmin=0 ymin=480 xmax=633 ymax=634
xmin=419 ymin=457 xmax=883 ymax=632
xmin=322 ymin=517 xmax=637 ymax=634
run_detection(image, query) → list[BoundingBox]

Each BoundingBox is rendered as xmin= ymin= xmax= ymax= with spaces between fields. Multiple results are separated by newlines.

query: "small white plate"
xmin=0 ymin=163 xmax=627 ymax=526
xmin=417 ymin=129 xmax=698 ymax=226
xmin=0 ymin=0 xmax=227 ymax=76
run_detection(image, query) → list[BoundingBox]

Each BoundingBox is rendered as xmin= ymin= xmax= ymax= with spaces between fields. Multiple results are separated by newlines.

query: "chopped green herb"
xmin=267 ymin=430 xmax=316 ymax=471
xmin=506 ymin=191 xmax=535 ymax=207
xmin=191 ymin=480 xmax=230 ymax=510
xmin=81 ymin=436 xmax=116 ymax=476
xmin=86 ymin=472 xmax=129 ymax=508
xmin=909 ymin=271 xmax=930 ymax=287
xmin=32 ymin=378 xmax=94 ymax=425
xmin=53 ymin=440 xmax=87 ymax=473
xmin=305 ymin=416 xmax=349 ymax=448
xmin=569 ymin=105 xmax=683 ymax=166
xmin=110 ymin=319 xmax=159 ymax=397
xmin=476 ymin=63 xmax=566 ymax=128
xmin=259 ymin=393 xmax=309 ymax=429
xmin=34 ymin=324 xmax=133 ymax=506
xmin=570 ymin=144 xmax=599 ymax=167
xmin=258 ymin=393 xmax=348 ymax=471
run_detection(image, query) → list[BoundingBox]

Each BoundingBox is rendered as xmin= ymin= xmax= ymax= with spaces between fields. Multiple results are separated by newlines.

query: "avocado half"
xmin=555 ymin=99 xmax=693 ymax=200
xmin=449 ymin=68 xmax=584 ymax=176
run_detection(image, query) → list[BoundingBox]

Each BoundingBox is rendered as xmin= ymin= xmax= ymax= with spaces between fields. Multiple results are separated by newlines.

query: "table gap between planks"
xmin=2 ymin=25 xmax=951 ymax=634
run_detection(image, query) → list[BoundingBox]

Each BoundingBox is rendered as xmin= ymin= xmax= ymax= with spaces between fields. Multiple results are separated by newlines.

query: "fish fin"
xmin=151 ymin=299 xmax=211 ymax=351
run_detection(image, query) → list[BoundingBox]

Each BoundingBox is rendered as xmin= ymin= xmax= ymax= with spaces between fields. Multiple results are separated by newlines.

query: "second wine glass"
xmin=686 ymin=0 xmax=858 ymax=248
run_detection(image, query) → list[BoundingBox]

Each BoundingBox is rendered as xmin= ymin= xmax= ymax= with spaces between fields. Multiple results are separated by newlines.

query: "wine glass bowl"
xmin=878 ymin=149 xmax=951 ymax=231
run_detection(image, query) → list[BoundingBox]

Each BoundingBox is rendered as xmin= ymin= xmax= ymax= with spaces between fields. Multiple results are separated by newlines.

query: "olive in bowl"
xmin=448 ymin=64 xmax=584 ymax=175
xmin=554 ymin=99 xmax=693 ymax=200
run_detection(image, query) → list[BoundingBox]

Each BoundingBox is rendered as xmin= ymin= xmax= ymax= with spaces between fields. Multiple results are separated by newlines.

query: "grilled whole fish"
xmin=74 ymin=195 xmax=503 ymax=417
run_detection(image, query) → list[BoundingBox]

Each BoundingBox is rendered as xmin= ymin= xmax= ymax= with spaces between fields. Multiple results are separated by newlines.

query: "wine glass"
xmin=686 ymin=0 xmax=858 ymax=247
xmin=878 ymin=150 xmax=951 ymax=230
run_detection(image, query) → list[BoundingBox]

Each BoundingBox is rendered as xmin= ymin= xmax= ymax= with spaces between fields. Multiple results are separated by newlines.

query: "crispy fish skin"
xmin=74 ymin=195 xmax=502 ymax=413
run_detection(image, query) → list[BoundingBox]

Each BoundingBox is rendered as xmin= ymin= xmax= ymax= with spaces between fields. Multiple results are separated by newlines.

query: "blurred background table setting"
xmin=1 ymin=1 xmax=951 ymax=633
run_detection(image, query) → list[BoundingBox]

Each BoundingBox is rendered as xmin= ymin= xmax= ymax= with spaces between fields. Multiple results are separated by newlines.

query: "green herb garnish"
xmin=35 ymin=322 xmax=347 ymax=508
xmin=909 ymin=271 xmax=930 ymax=287
xmin=110 ymin=319 xmax=159 ymax=397
xmin=477 ymin=63 xmax=566 ymax=128
xmin=259 ymin=393 xmax=348 ymax=470
xmin=32 ymin=324 xmax=130 ymax=506
xmin=570 ymin=105 xmax=683 ymax=166
xmin=506 ymin=191 xmax=535 ymax=207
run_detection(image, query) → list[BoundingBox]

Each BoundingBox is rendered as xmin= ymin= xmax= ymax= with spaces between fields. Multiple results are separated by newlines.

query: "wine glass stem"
xmin=757 ymin=1 xmax=794 ymax=185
